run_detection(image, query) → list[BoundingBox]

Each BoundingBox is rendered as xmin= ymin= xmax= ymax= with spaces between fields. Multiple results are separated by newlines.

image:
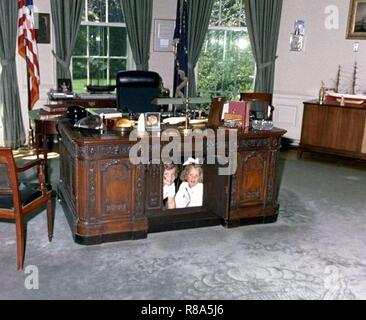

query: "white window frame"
xmin=71 ymin=0 xmax=133 ymax=88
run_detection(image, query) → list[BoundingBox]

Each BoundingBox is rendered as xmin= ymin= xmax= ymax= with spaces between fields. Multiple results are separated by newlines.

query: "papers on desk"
xmin=78 ymin=93 xmax=115 ymax=100
xmin=87 ymin=108 xmax=123 ymax=119
xmin=48 ymin=91 xmax=76 ymax=99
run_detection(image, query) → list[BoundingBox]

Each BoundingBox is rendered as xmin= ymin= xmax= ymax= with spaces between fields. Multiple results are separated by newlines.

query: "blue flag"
xmin=173 ymin=0 xmax=188 ymax=98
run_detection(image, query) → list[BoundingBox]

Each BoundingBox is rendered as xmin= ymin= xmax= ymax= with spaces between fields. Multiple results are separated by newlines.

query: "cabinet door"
xmin=301 ymin=104 xmax=328 ymax=147
xmin=333 ymin=108 xmax=366 ymax=152
xmin=98 ymin=159 xmax=138 ymax=219
xmin=236 ymin=151 xmax=270 ymax=207
xmin=206 ymin=164 xmax=230 ymax=220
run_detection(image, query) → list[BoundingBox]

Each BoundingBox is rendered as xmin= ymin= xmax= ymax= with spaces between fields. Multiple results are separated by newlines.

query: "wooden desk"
xmin=299 ymin=100 xmax=366 ymax=160
xmin=57 ymin=119 xmax=286 ymax=245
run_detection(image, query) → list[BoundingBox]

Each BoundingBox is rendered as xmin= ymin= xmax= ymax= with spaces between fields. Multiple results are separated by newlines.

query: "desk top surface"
xmin=58 ymin=118 xmax=286 ymax=145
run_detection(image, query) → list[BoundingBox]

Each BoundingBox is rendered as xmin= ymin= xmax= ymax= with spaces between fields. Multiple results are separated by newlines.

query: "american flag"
xmin=18 ymin=0 xmax=40 ymax=109
xmin=173 ymin=0 xmax=188 ymax=98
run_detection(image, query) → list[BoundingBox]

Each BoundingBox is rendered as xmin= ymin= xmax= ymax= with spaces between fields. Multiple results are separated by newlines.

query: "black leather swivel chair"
xmin=116 ymin=70 xmax=162 ymax=114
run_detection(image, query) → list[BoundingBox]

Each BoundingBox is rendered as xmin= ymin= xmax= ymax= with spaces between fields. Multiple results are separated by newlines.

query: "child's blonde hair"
xmin=180 ymin=164 xmax=204 ymax=183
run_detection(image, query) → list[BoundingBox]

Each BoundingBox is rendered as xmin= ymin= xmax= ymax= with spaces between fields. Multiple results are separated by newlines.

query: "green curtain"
xmin=187 ymin=0 xmax=214 ymax=97
xmin=51 ymin=0 xmax=84 ymax=79
xmin=244 ymin=0 xmax=283 ymax=93
xmin=0 ymin=0 xmax=25 ymax=148
xmin=120 ymin=0 xmax=153 ymax=71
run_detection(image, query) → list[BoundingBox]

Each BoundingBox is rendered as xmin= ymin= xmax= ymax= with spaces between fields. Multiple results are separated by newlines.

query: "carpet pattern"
xmin=0 ymin=157 xmax=365 ymax=300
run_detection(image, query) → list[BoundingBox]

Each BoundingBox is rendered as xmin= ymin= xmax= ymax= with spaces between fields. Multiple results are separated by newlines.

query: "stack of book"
xmin=39 ymin=104 xmax=68 ymax=120
xmin=223 ymin=101 xmax=250 ymax=128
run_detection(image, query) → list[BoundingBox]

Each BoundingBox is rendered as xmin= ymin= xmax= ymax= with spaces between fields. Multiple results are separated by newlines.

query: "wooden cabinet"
xmin=57 ymin=119 xmax=286 ymax=244
xmin=299 ymin=100 xmax=366 ymax=160
xmin=227 ymin=135 xmax=282 ymax=227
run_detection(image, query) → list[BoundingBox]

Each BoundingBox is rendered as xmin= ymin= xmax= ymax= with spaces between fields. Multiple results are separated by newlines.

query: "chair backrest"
xmin=240 ymin=92 xmax=274 ymax=120
xmin=207 ymin=97 xmax=225 ymax=128
xmin=0 ymin=148 xmax=19 ymax=199
xmin=116 ymin=70 xmax=162 ymax=114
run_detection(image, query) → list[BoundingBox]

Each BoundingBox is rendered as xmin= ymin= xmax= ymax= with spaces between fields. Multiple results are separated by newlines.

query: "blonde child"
xmin=163 ymin=164 xmax=178 ymax=209
xmin=175 ymin=160 xmax=204 ymax=209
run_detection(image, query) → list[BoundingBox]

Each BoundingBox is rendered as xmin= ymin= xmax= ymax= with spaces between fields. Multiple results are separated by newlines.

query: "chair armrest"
xmin=15 ymin=158 xmax=44 ymax=173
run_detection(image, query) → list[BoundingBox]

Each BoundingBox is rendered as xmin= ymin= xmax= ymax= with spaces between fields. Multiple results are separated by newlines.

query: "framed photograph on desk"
xmin=145 ymin=112 xmax=161 ymax=131
xmin=57 ymin=79 xmax=72 ymax=93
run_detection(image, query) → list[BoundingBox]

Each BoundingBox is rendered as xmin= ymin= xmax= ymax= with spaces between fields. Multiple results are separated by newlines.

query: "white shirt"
xmin=163 ymin=183 xmax=176 ymax=199
xmin=175 ymin=182 xmax=203 ymax=208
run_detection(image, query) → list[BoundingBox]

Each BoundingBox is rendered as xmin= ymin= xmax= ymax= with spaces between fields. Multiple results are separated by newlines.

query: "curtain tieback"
xmin=52 ymin=50 xmax=70 ymax=69
xmin=0 ymin=58 xmax=15 ymax=67
xmin=257 ymin=56 xmax=278 ymax=69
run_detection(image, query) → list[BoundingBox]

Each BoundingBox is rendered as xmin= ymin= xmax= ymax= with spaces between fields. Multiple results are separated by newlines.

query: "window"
xmin=71 ymin=0 xmax=128 ymax=92
xmin=197 ymin=0 xmax=255 ymax=100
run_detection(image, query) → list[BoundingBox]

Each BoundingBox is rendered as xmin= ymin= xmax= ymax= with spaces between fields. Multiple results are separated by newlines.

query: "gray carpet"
xmin=1 ymin=156 xmax=366 ymax=300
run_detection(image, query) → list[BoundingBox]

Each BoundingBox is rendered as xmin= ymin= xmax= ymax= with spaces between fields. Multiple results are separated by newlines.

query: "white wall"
xmin=150 ymin=0 xmax=177 ymax=94
xmin=273 ymin=0 xmax=366 ymax=142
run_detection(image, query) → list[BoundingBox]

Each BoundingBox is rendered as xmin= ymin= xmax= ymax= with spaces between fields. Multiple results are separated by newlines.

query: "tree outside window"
xmin=71 ymin=0 xmax=127 ymax=92
xmin=197 ymin=0 xmax=255 ymax=100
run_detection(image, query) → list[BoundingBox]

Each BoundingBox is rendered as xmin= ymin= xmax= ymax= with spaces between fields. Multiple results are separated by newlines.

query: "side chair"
xmin=240 ymin=92 xmax=275 ymax=121
xmin=0 ymin=148 xmax=54 ymax=271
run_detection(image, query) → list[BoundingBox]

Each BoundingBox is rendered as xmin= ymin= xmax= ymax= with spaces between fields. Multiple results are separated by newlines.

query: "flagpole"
xmin=24 ymin=38 xmax=35 ymax=150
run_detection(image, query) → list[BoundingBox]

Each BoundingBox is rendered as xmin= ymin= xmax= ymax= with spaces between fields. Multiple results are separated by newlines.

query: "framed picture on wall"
xmin=35 ymin=13 xmax=51 ymax=44
xmin=347 ymin=0 xmax=366 ymax=39
xmin=153 ymin=19 xmax=175 ymax=52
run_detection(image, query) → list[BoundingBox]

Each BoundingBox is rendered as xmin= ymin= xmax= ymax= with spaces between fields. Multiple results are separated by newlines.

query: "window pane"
xmin=210 ymin=0 xmax=221 ymax=26
xmin=108 ymin=0 xmax=124 ymax=23
xmin=73 ymin=26 xmax=87 ymax=56
xmin=109 ymin=59 xmax=126 ymax=84
xmin=89 ymin=58 xmax=108 ymax=85
xmin=89 ymin=26 xmax=108 ymax=56
xmin=209 ymin=0 xmax=246 ymax=28
xmin=72 ymin=58 xmax=88 ymax=92
xmin=81 ymin=2 xmax=86 ymax=21
xmin=88 ymin=0 xmax=106 ymax=22
xmin=198 ymin=30 xmax=255 ymax=100
xmin=110 ymin=27 xmax=127 ymax=56
xmin=220 ymin=0 xmax=241 ymax=27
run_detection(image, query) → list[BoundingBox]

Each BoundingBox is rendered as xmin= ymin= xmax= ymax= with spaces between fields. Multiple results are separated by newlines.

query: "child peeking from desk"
xmin=163 ymin=164 xmax=178 ymax=209
xmin=175 ymin=158 xmax=204 ymax=209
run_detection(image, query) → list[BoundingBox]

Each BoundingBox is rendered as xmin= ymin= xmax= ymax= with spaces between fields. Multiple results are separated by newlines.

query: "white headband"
xmin=183 ymin=157 xmax=201 ymax=166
